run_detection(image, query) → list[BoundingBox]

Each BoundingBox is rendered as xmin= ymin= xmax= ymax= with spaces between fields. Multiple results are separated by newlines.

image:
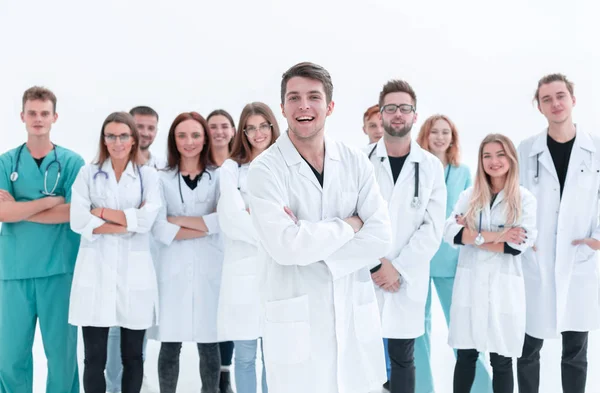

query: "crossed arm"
xmin=0 ymin=189 xmax=69 ymax=224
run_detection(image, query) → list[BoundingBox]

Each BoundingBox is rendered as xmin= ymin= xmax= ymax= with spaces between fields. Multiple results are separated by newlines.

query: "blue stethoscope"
xmin=93 ymin=164 xmax=144 ymax=208
xmin=177 ymin=168 xmax=212 ymax=204
xmin=10 ymin=143 xmax=62 ymax=196
xmin=369 ymin=144 xmax=421 ymax=209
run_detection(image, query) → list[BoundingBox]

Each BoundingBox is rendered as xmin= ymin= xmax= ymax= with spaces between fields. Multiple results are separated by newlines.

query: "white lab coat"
xmin=148 ymin=167 xmax=223 ymax=343
xmin=444 ymin=186 xmax=537 ymax=357
xmin=146 ymin=152 xmax=166 ymax=170
xmin=69 ymin=160 xmax=161 ymax=330
xmin=518 ymin=128 xmax=600 ymax=339
xmin=216 ymin=159 xmax=261 ymax=341
xmin=247 ymin=131 xmax=392 ymax=393
xmin=368 ymin=139 xmax=446 ymax=339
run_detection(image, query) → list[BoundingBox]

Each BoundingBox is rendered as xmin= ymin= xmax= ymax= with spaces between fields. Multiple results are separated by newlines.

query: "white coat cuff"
xmin=124 ymin=208 xmax=138 ymax=232
xmin=204 ymin=212 xmax=220 ymax=234
xmin=161 ymin=222 xmax=181 ymax=246
xmin=81 ymin=216 xmax=105 ymax=242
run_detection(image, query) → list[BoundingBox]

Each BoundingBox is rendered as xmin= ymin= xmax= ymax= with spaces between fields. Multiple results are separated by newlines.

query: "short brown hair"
xmin=281 ymin=62 xmax=333 ymax=104
xmin=95 ymin=112 xmax=142 ymax=166
xmin=363 ymin=104 xmax=380 ymax=124
xmin=416 ymin=114 xmax=461 ymax=166
xmin=534 ymin=73 xmax=574 ymax=103
xmin=22 ymin=86 xmax=57 ymax=113
xmin=230 ymin=102 xmax=281 ymax=165
xmin=378 ymin=80 xmax=417 ymax=109
xmin=130 ymin=106 xmax=159 ymax=121
xmin=166 ymin=112 xmax=214 ymax=171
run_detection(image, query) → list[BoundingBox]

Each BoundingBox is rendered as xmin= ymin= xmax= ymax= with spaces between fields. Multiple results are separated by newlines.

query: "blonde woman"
xmin=443 ymin=134 xmax=537 ymax=393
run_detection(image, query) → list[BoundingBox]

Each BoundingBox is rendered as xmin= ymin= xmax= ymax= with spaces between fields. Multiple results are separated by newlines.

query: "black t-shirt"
xmin=182 ymin=174 xmax=201 ymax=190
xmin=301 ymin=156 xmax=324 ymax=187
xmin=547 ymin=134 xmax=576 ymax=197
xmin=34 ymin=156 xmax=46 ymax=168
xmin=388 ymin=154 xmax=408 ymax=184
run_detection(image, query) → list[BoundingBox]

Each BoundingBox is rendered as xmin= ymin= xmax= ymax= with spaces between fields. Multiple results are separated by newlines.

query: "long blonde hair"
xmin=464 ymin=134 xmax=521 ymax=230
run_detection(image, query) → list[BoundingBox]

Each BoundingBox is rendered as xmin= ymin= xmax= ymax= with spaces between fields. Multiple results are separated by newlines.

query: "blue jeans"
xmin=106 ymin=326 xmax=148 ymax=393
xmin=234 ymin=339 xmax=268 ymax=393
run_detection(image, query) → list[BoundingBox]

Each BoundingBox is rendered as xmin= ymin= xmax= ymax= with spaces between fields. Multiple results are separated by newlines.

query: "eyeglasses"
xmin=104 ymin=134 xmax=132 ymax=143
xmin=244 ymin=123 xmax=272 ymax=136
xmin=381 ymin=104 xmax=415 ymax=115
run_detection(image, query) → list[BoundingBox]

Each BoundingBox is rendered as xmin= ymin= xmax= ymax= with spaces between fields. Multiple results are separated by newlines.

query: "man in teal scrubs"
xmin=0 ymin=86 xmax=84 ymax=393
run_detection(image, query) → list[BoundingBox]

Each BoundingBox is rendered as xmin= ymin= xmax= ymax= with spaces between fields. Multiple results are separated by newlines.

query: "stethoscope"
xmin=369 ymin=144 xmax=421 ymax=209
xmin=533 ymin=152 xmax=541 ymax=183
xmin=93 ymin=164 xmax=144 ymax=208
xmin=177 ymin=168 xmax=212 ymax=204
xmin=10 ymin=143 xmax=62 ymax=196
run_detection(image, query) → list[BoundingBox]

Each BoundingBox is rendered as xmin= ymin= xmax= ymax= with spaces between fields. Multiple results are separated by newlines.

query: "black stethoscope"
xmin=369 ymin=144 xmax=421 ymax=209
xmin=177 ymin=168 xmax=212 ymax=205
xmin=533 ymin=152 xmax=541 ymax=183
xmin=11 ymin=143 xmax=62 ymax=196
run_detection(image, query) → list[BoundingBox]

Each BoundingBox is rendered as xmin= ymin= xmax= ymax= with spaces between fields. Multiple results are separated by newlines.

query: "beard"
xmin=383 ymin=118 xmax=413 ymax=138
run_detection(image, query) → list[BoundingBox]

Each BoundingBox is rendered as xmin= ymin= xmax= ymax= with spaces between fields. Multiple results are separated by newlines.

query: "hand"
xmin=371 ymin=258 xmax=400 ymax=292
xmin=498 ymin=227 xmax=527 ymax=244
xmin=284 ymin=206 xmax=298 ymax=224
xmin=91 ymin=207 xmax=103 ymax=218
xmin=344 ymin=216 xmax=364 ymax=233
xmin=572 ymin=238 xmax=600 ymax=251
xmin=246 ymin=207 xmax=251 ymax=214
xmin=0 ymin=189 xmax=15 ymax=202
xmin=455 ymin=214 xmax=466 ymax=226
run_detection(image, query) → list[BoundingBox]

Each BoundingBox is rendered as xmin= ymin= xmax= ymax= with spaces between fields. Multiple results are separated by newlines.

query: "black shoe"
xmin=382 ymin=380 xmax=390 ymax=392
xmin=219 ymin=370 xmax=234 ymax=393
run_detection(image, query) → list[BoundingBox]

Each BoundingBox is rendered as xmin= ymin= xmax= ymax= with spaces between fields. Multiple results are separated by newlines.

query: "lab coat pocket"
xmin=128 ymin=251 xmax=156 ymax=290
xmin=452 ymin=267 xmax=471 ymax=307
xmin=577 ymin=166 xmax=598 ymax=190
xmin=264 ymin=294 xmax=310 ymax=365
xmin=498 ymin=273 xmax=525 ymax=315
xmin=73 ymin=248 xmax=98 ymax=288
xmin=89 ymin=193 xmax=108 ymax=209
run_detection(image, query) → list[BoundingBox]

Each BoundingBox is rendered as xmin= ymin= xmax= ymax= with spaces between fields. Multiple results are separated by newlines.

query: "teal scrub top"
xmin=0 ymin=144 xmax=85 ymax=280
xmin=430 ymin=163 xmax=472 ymax=278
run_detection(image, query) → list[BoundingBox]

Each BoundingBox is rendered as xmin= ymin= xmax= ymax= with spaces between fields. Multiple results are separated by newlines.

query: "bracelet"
xmin=100 ymin=208 xmax=105 ymax=220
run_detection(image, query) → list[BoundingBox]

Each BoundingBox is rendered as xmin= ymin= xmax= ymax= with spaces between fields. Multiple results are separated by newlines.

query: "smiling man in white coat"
xmin=246 ymin=62 xmax=393 ymax=393
xmin=517 ymin=73 xmax=600 ymax=393
xmin=367 ymin=80 xmax=446 ymax=393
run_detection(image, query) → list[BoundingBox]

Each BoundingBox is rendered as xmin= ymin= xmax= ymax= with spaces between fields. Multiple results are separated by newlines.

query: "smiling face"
xmin=482 ymin=142 xmax=510 ymax=179
xmin=207 ymin=114 xmax=235 ymax=149
xmin=21 ymin=99 xmax=57 ymax=137
xmin=103 ymin=122 xmax=136 ymax=161
xmin=363 ymin=113 xmax=384 ymax=144
xmin=281 ymin=76 xmax=334 ymax=142
xmin=244 ymin=114 xmax=273 ymax=154
xmin=133 ymin=114 xmax=158 ymax=150
xmin=381 ymin=92 xmax=417 ymax=138
xmin=427 ymin=118 xmax=452 ymax=156
xmin=175 ymin=119 xmax=205 ymax=160
xmin=537 ymin=80 xmax=576 ymax=125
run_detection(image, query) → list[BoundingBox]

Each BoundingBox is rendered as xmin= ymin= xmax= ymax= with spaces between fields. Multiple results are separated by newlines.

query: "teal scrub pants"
xmin=414 ymin=277 xmax=492 ymax=393
xmin=0 ymin=274 xmax=79 ymax=393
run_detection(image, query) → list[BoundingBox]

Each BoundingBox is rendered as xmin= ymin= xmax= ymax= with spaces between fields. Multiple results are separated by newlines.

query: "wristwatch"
xmin=474 ymin=232 xmax=485 ymax=246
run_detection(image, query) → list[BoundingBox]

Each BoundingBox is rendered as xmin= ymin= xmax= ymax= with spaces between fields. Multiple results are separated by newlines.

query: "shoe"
xmin=382 ymin=380 xmax=390 ymax=392
xmin=219 ymin=370 xmax=234 ymax=393
xmin=140 ymin=374 xmax=158 ymax=393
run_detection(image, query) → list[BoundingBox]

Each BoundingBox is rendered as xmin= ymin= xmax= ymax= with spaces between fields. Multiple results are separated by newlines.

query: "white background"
xmin=1 ymin=0 xmax=599 ymax=392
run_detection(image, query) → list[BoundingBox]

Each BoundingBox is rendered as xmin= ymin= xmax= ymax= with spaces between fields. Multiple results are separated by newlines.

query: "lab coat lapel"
xmin=322 ymin=136 xmax=341 ymax=200
xmin=564 ymin=127 xmax=595 ymax=190
xmin=277 ymin=131 xmax=323 ymax=193
xmin=530 ymin=132 xmax=558 ymax=184
xmin=394 ymin=141 xmax=423 ymax=189
xmin=374 ymin=139 xmax=394 ymax=186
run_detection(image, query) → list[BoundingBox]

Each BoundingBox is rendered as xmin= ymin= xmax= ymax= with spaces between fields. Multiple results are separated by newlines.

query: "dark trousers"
xmin=453 ymin=349 xmax=513 ymax=393
xmin=82 ymin=326 xmax=145 ymax=393
xmin=158 ymin=342 xmax=221 ymax=393
xmin=219 ymin=341 xmax=234 ymax=366
xmin=517 ymin=331 xmax=588 ymax=393
xmin=388 ymin=338 xmax=415 ymax=393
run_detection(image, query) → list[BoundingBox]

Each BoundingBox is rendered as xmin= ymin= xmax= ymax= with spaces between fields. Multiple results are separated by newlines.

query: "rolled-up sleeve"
xmin=125 ymin=168 xmax=161 ymax=233
xmin=70 ymin=166 xmax=105 ymax=241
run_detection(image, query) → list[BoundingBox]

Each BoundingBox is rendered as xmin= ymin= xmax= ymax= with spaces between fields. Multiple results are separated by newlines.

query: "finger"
xmin=572 ymin=239 xmax=584 ymax=245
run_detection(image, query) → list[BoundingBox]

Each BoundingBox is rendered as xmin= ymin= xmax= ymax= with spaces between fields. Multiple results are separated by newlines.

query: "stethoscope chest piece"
xmin=411 ymin=196 xmax=420 ymax=209
xmin=10 ymin=172 xmax=18 ymax=182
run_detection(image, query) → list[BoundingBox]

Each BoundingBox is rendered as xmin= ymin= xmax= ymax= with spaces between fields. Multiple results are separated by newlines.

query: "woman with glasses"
xmin=69 ymin=112 xmax=161 ymax=393
xmin=149 ymin=112 xmax=223 ymax=393
xmin=206 ymin=108 xmax=236 ymax=392
xmin=414 ymin=115 xmax=492 ymax=393
xmin=444 ymin=134 xmax=537 ymax=393
xmin=217 ymin=102 xmax=281 ymax=393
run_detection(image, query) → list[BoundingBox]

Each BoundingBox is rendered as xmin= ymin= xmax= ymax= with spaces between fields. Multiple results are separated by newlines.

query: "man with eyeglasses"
xmin=368 ymin=80 xmax=446 ymax=393
xmin=0 ymin=86 xmax=85 ymax=393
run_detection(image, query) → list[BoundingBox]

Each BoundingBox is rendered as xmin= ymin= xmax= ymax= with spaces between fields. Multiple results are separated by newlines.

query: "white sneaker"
xmin=140 ymin=374 xmax=158 ymax=393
